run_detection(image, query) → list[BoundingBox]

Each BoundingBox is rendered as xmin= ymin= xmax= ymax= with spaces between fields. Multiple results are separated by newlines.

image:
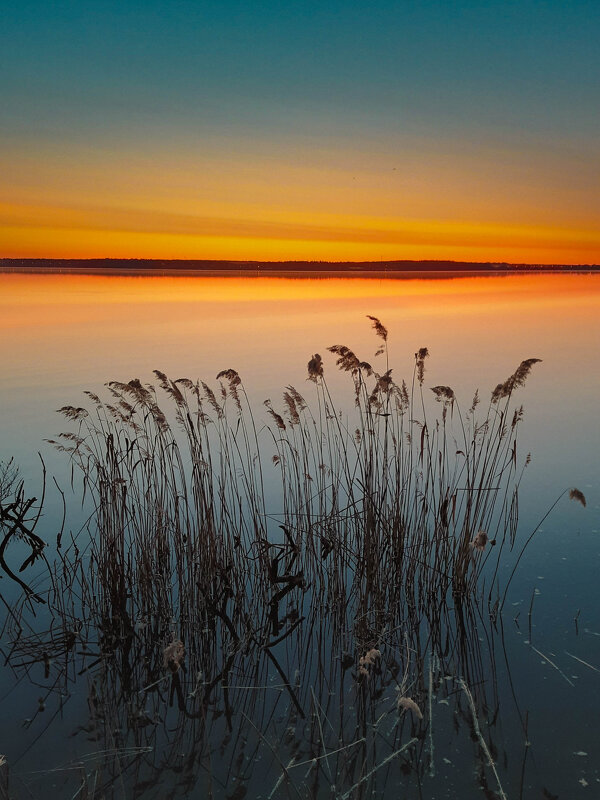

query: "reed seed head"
xmin=307 ymin=353 xmax=324 ymax=382
xmin=415 ymin=348 xmax=429 ymax=385
xmin=217 ymin=369 xmax=242 ymax=410
xmin=366 ymin=315 xmax=388 ymax=341
xmin=283 ymin=392 xmax=301 ymax=425
xmin=264 ymin=400 xmax=286 ymax=430
xmin=163 ymin=639 xmax=185 ymax=673
xmin=431 ymin=386 xmax=455 ymax=403
xmin=57 ymin=406 xmax=89 ymax=420
xmin=471 ymin=530 xmax=488 ymax=552
xmin=358 ymin=648 xmax=381 ymax=677
xmin=492 ymin=358 xmax=542 ymax=403
xmin=201 ymin=381 xmax=224 ymax=419
xmin=285 ymin=385 xmax=307 ymax=412
xmin=397 ymin=695 xmax=423 ymax=719
xmin=328 ymin=345 xmax=361 ymax=374
xmin=569 ymin=488 xmax=586 ymax=507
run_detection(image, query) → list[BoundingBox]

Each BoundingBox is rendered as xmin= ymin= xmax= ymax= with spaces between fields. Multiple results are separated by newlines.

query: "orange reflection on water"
xmin=2 ymin=270 xmax=598 ymax=309
xmin=1 ymin=271 xmax=598 ymax=484
xmin=2 ymin=271 xmax=598 ymax=385
xmin=1 ymin=271 xmax=598 ymax=337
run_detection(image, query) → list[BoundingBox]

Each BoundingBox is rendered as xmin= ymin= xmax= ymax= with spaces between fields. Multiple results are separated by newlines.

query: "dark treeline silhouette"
xmin=1 ymin=257 xmax=598 ymax=273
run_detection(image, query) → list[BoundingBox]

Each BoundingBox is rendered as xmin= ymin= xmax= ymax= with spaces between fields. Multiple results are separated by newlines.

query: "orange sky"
xmin=2 ymin=139 xmax=599 ymax=264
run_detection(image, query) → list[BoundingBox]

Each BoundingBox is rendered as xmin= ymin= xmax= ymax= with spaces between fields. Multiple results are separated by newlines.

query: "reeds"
xmin=37 ymin=316 xmax=549 ymax=665
xmin=2 ymin=317 xmax=584 ymax=799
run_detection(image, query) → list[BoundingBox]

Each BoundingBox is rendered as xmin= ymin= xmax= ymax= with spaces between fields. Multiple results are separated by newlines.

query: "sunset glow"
xmin=2 ymin=0 xmax=599 ymax=790
xmin=2 ymin=271 xmax=597 ymax=333
xmin=1 ymin=1 xmax=598 ymax=264
xmin=2 ymin=204 xmax=600 ymax=264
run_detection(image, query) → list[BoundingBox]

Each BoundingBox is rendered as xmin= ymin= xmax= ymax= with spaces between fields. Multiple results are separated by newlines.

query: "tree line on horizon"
xmin=1 ymin=257 xmax=596 ymax=271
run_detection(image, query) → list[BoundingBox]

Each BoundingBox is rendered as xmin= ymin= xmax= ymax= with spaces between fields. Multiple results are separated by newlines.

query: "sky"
xmin=1 ymin=0 xmax=599 ymax=263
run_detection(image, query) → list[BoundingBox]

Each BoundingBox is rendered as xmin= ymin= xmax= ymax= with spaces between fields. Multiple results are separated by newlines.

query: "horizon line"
xmin=2 ymin=257 xmax=599 ymax=270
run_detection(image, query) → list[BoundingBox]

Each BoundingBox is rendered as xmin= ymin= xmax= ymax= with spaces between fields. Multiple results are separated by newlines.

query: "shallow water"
xmin=0 ymin=270 xmax=599 ymax=798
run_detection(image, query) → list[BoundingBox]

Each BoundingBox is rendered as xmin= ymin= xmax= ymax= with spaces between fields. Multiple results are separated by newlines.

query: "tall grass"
xmin=2 ymin=317 xmax=585 ymax=798
xmin=46 ymin=316 xmax=537 ymax=635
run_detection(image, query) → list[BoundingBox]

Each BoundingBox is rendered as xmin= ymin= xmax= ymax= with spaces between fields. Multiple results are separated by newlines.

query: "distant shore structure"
xmin=1 ymin=258 xmax=598 ymax=276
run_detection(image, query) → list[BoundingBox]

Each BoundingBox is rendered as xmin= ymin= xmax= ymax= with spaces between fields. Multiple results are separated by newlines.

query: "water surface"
xmin=0 ymin=271 xmax=598 ymax=798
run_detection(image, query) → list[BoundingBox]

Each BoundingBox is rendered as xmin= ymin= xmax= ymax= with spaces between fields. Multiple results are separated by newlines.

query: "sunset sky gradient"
xmin=2 ymin=0 xmax=599 ymax=263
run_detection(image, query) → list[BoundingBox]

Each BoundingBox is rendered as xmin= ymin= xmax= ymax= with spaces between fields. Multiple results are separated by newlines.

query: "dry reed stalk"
xmin=339 ymin=737 xmax=419 ymax=800
xmin=458 ymin=678 xmax=508 ymax=800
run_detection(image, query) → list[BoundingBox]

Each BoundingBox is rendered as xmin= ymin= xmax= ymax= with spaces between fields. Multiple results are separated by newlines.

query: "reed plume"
xmin=307 ymin=353 xmax=324 ymax=381
xmin=491 ymin=358 xmax=542 ymax=402
xmin=569 ymin=488 xmax=586 ymax=507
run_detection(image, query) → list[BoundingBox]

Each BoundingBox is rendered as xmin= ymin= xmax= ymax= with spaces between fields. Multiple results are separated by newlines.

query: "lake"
xmin=0 ymin=270 xmax=599 ymax=799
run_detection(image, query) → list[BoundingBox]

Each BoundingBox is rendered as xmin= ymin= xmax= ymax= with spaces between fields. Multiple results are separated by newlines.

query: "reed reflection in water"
xmin=1 ymin=316 xmax=588 ymax=799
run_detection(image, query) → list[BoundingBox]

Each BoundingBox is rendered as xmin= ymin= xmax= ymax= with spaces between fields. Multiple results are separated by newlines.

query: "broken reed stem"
xmin=289 ymin=739 xmax=366 ymax=770
xmin=238 ymin=712 xmax=303 ymax=800
xmin=458 ymin=678 xmax=508 ymax=800
xmin=310 ymin=686 xmax=333 ymax=783
xmin=339 ymin=737 xmax=419 ymax=800
xmin=528 ymin=645 xmax=574 ymax=687
xmin=564 ymin=651 xmax=600 ymax=673
xmin=428 ymin=655 xmax=435 ymax=778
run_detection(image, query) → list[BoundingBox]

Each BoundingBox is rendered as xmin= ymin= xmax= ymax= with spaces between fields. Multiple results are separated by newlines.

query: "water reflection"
xmin=1 ymin=340 xmax=578 ymax=799
xmin=0 ymin=271 xmax=597 ymax=798
xmin=7 ymin=590 xmax=518 ymax=799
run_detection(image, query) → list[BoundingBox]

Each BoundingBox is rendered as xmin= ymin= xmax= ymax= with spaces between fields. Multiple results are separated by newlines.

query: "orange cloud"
xmin=1 ymin=136 xmax=599 ymax=263
xmin=1 ymin=199 xmax=599 ymax=263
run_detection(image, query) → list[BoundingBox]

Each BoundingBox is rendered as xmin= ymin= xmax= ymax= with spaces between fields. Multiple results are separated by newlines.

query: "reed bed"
xmin=47 ymin=316 xmax=536 ymax=630
xmin=1 ymin=317 xmax=584 ymax=798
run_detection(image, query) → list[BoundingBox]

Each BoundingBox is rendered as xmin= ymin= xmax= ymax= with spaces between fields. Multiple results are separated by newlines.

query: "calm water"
xmin=1 ymin=270 xmax=599 ymax=798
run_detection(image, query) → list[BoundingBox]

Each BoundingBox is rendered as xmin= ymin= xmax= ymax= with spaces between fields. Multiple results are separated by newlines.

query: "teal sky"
xmin=3 ymin=1 xmax=599 ymax=140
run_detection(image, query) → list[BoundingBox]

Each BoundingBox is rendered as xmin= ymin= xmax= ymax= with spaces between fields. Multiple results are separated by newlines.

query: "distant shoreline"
xmin=1 ymin=257 xmax=598 ymax=277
